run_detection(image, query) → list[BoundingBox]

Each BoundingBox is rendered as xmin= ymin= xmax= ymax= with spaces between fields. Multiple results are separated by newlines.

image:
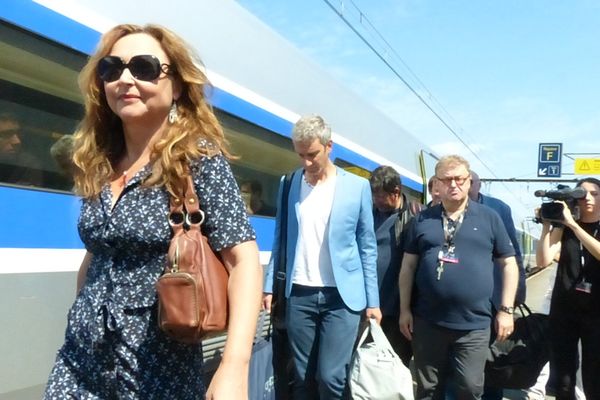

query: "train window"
xmin=217 ymin=111 xmax=299 ymax=217
xmin=0 ymin=22 xmax=85 ymax=192
xmin=335 ymin=157 xmax=423 ymax=205
xmin=333 ymin=158 xmax=371 ymax=179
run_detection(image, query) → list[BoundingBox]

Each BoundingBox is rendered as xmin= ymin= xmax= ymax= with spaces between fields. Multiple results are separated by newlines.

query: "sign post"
xmin=537 ymin=143 xmax=562 ymax=177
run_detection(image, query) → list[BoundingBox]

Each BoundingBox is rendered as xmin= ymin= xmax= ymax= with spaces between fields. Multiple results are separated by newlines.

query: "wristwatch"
xmin=498 ymin=305 xmax=514 ymax=315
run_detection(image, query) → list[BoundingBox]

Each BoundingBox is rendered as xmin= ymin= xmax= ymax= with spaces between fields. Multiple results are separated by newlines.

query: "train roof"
xmin=7 ymin=0 xmax=431 ymax=187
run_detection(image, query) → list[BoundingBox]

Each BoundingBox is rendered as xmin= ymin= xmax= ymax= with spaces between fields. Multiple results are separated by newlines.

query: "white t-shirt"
xmin=291 ymin=173 xmax=337 ymax=287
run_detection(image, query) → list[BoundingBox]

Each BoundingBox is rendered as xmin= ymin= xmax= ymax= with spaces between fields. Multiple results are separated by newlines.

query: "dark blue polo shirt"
xmin=405 ymin=201 xmax=515 ymax=330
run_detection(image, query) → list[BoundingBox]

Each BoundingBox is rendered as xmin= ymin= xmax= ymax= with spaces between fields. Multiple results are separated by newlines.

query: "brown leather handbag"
xmin=156 ymin=175 xmax=230 ymax=343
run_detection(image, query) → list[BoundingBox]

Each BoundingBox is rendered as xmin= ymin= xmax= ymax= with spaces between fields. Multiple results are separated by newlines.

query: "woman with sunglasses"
xmin=44 ymin=24 xmax=262 ymax=399
xmin=536 ymin=177 xmax=600 ymax=399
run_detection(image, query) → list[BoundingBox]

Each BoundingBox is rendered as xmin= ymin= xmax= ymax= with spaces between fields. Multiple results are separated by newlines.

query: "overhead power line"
xmin=322 ymin=0 xmax=532 ymax=208
xmin=322 ymin=1 xmax=495 ymax=174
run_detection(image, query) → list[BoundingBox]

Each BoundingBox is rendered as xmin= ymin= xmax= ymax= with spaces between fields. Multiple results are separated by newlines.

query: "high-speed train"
xmin=0 ymin=0 xmax=431 ymax=397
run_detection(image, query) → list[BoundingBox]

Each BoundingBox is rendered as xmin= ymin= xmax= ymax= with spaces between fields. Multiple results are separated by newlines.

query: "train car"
xmin=0 ymin=0 xmax=431 ymax=397
xmin=516 ymin=226 xmax=539 ymax=272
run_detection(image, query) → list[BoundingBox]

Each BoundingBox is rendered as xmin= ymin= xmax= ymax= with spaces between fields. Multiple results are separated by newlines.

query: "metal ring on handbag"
xmin=185 ymin=210 xmax=205 ymax=226
xmin=168 ymin=211 xmax=185 ymax=227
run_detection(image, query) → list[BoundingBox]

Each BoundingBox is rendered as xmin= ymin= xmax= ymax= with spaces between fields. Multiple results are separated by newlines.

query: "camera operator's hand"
xmin=558 ymin=200 xmax=578 ymax=229
xmin=534 ymin=206 xmax=552 ymax=227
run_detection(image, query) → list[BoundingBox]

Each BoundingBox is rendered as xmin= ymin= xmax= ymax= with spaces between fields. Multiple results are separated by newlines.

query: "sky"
xmin=235 ymin=0 xmax=600 ymax=234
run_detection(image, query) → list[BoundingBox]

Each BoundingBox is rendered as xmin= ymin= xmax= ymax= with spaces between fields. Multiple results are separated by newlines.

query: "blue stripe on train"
xmin=0 ymin=186 xmax=275 ymax=250
xmin=1 ymin=0 xmax=100 ymax=55
xmin=0 ymin=186 xmax=82 ymax=248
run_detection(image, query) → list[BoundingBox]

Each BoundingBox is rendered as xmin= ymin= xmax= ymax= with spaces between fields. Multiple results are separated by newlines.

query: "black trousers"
xmin=549 ymin=300 xmax=600 ymax=400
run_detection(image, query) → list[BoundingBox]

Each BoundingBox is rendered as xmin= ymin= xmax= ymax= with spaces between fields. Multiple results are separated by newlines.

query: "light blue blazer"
xmin=264 ymin=167 xmax=379 ymax=312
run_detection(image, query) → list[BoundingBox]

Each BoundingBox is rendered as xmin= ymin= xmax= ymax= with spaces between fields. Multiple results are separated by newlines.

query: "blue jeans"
xmin=286 ymin=285 xmax=361 ymax=400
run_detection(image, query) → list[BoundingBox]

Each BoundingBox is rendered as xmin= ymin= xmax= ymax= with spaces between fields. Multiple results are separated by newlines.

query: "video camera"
xmin=534 ymin=184 xmax=586 ymax=223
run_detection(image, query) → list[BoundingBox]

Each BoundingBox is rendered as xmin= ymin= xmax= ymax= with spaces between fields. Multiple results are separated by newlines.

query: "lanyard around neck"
xmin=579 ymin=223 xmax=599 ymax=270
xmin=442 ymin=205 xmax=467 ymax=248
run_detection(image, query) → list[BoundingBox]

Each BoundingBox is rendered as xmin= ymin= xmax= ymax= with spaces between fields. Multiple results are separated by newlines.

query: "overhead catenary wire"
xmin=322 ymin=0 xmax=536 ymax=199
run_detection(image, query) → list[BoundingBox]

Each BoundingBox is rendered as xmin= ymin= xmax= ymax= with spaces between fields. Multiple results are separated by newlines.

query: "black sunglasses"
xmin=97 ymin=55 xmax=171 ymax=82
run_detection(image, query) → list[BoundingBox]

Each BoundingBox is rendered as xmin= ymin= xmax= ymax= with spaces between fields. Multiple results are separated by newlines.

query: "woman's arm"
xmin=560 ymin=203 xmax=600 ymax=261
xmin=206 ymin=240 xmax=262 ymax=400
xmin=76 ymin=251 xmax=93 ymax=294
xmin=536 ymin=219 xmax=563 ymax=268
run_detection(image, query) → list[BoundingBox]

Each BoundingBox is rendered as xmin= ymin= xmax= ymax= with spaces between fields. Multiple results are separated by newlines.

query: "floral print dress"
xmin=44 ymin=153 xmax=255 ymax=399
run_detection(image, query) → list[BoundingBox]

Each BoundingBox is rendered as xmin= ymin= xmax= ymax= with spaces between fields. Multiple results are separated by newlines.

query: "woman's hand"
xmin=558 ymin=200 xmax=578 ymax=228
xmin=206 ymin=360 xmax=249 ymax=399
xmin=213 ymin=240 xmax=262 ymax=399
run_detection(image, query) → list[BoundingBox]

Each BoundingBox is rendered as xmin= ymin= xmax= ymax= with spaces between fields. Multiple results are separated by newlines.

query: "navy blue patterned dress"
xmin=44 ymin=153 xmax=255 ymax=399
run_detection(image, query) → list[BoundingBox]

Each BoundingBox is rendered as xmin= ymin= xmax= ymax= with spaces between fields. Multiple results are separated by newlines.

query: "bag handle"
xmin=506 ymin=303 xmax=541 ymax=342
xmin=168 ymin=173 xmax=205 ymax=233
xmin=356 ymin=319 xmax=395 ymax=352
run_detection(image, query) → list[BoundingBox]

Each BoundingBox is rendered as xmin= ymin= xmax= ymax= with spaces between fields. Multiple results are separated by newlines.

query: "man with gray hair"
xmin=263 ymin=115 xmax=381 ymax=399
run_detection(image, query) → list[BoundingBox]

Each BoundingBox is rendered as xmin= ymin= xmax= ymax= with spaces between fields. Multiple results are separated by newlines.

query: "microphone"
xmin=535 ymin=186 xmax=587 ymax=200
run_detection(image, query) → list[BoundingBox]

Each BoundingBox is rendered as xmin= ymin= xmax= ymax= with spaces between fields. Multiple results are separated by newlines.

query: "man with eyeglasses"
xmin=399 ymin=154 xmax=519 ymax=400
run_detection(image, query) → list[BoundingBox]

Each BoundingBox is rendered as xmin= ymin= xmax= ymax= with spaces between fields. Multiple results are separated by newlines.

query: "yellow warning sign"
xmin=574 ymin=158 xmax=600 ymax=174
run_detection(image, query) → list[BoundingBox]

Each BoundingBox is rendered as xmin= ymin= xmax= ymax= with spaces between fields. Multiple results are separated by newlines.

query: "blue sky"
xmin=235 ymin=0 xmax=600 ymax=232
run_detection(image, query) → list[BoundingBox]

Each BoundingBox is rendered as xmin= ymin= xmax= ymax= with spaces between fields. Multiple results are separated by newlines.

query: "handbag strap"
xmin=168 ymin=172 xmax=205 ymax=234
xmin=276 ymin=171 xmax=295 ymax=280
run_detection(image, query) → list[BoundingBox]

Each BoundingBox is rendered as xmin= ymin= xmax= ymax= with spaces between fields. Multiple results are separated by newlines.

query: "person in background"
xmin=44 ymin=24 xmax=262 ymax=399
xmin=0 ymin=113 xmax=22 ymax=155
xmin=427 ymin=175 xmax=442 ymax=207
xmin=535 ymin=177 xmax=600 ymax=400
xmin=240 ymin=179 xmax=276 ymax=216
xmin=0 ymin=112 xmax=43 ymax=186
xmin=369 ymin=165 xmax=417 ymax=366
xmin=263 ymin=114 xmax=381 ymax=400
xmin=469 ymin=171 xmax=526 ymax=306
xmin=399 ymin=155 xmax=518 ymax=400
xmin=468 ymin=171 xmax=527 ymax=400
xmin=524 ymin=253 xmax=586 ymax=400
xmin=50 ymin=135 xmax=75 ymax=175
xmin=50 ymin=134 xmax=76 ymax=186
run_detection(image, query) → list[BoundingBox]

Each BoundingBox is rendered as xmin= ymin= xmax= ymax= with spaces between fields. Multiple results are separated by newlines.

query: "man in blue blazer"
xmin=263 ymin=115 xmax=381 ymax=400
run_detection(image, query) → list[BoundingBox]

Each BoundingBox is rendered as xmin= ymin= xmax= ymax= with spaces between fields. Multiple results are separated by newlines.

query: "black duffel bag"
xmin=485 ymin=303 xmax=550 ymax=389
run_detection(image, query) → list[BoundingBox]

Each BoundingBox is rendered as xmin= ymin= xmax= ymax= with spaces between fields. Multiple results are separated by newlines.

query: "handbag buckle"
xmin=276 ymin=271 xmax=286 ymax=281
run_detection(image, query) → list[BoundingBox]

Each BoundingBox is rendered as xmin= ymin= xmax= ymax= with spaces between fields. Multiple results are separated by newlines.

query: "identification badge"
xmin=575 ymin=281 xmax=592 ymax=294
xmin=439 ymin=247 xmax=459 ymax=264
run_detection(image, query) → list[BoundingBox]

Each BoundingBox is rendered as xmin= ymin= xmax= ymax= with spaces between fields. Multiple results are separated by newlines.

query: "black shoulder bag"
xmin=271 ymin=171 xmax=294 ymax=330
xmin=485 ymin=303 xmax=550 ymax=389
xmin=270 ymin=171 xmax=295 ymax=400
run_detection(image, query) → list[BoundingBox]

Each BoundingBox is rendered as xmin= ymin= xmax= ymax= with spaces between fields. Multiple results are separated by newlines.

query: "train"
xmin=0 ymin=0 xmax=435 ymax=397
